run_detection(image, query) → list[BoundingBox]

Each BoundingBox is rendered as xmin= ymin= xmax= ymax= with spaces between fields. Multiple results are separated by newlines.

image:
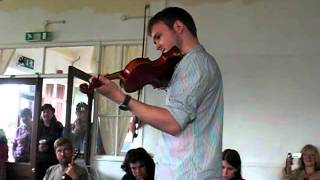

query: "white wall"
xmin=166 ymin=0 xmax=320 ymax=179
xmin=1 ymin=0 xmax=320 ymax=179
xmin=0 ymin=8 xmax=144 ymax=44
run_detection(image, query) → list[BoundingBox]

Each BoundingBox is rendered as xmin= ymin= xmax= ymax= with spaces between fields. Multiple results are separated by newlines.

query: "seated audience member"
xmin=37 ymin=104 xmax=64 ymax=180
xmin=121 ymin=147 xmax=155 ymax=180
xmin=284 ymin=144 xmax=320 ymax=180
xmin=12 ymin=108 xmax=32 ymax=162
xmin=43 ymin=137 xmax=89 ymax=180
xmin=222 ymin=149 xmax=245 ymax=180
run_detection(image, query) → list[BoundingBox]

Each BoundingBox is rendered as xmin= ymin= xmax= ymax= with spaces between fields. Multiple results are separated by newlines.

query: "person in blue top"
xmin=12 ymin=108 xmax=32 ymax=162
xmin=93 ymin=6 xmax=223 ymax=179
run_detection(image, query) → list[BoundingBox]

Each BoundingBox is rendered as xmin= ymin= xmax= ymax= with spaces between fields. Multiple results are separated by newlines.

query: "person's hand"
xmin=65 ymin=163 xmax=79 ymax=180
xmin=286 ymin=155 xmax=293 ymax=166
xmin=91 ymin=75 xmax=123 ymax=103
xmin=285 ymin=154 xmax=293 ymax=174
xmin=128 ymin=116 xmax=138 ymax=135
xmin=92 ymin=75 xmax=118 ymax=96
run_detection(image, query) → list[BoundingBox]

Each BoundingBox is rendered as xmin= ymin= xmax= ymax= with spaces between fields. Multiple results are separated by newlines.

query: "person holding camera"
xmin=284 ymin=144 xmax=320 ymax=180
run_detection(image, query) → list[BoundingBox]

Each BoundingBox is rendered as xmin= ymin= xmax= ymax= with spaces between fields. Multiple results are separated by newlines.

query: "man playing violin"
xmin=94 ymin=7 xmax=223 ymax=179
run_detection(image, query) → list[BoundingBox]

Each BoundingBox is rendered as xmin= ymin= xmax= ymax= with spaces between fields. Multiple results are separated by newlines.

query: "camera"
xmin=288 ymin=152 xmax=302 ymax=159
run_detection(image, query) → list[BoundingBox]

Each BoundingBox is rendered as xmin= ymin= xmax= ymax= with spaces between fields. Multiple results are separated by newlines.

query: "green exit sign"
xmin=25 ymin=32 xmax=52 ymax=42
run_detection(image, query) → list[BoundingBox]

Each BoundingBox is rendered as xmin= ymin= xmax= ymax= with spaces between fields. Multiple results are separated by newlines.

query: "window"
xmin=3 ymin=48 xmax=44 ymax=75
xmin=95 ymin=44 xmax=143 ymax=157
xmin=0 ymin=83 xmax=36 ymax=162
xmin=45 ymin=46 xmax=96 ymax=74
xmin=1 ymin=42 xmax=143 ymax=161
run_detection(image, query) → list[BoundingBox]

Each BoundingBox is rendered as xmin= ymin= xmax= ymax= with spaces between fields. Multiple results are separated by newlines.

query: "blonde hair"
xmin=54 ymin=137 xmax=73 ymax=151
xmin=298 ymin=144 xmax=320 ymax=170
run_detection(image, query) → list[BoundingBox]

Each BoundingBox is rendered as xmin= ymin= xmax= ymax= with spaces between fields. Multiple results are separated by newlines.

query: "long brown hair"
xmin=223 ymin=149 xmax=243 ymax=179
xmin=298 ymin=144 xmax=320 ymax=170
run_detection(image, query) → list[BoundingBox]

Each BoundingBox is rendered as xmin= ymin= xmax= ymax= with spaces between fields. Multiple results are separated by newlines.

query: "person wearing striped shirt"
xmin=94 ymin=6 xmax=224 ymax=180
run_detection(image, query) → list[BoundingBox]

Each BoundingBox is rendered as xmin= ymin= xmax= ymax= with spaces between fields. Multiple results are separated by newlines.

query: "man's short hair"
xmin=54 ymin=137 xmax=73 ymax=150
xmin=147 ymin=7 xmax=197 ymax=38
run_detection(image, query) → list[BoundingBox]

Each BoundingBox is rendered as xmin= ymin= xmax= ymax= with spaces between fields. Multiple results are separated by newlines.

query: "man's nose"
xmin=222 ymin=169 xmax=227 ymax=175
xmin=153 ymin=41 xmax=161 ymax=50
xmin=155 ymin=44 xmax=161 ymax=51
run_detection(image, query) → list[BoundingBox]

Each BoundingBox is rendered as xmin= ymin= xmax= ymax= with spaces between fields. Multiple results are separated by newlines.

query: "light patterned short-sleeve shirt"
xmin=155 ymin=44 xmax=224 ymax=180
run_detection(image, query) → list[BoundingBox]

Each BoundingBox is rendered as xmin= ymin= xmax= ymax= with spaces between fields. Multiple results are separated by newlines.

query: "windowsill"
xmin=93 ymin=155 xmax=125 ymax=162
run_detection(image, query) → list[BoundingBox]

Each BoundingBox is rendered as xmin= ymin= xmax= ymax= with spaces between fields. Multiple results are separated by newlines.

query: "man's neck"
xmin=179 ymin=35 xmax=199 ymax=55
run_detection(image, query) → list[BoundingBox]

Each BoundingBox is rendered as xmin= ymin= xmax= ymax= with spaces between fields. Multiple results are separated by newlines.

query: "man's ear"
xmin=173 ymin=20 xmax=184 ymax=34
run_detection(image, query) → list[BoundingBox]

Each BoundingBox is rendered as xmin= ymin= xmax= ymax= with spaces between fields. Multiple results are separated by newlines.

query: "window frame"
xmin=1 ymin=40 xmax=144 ymax=163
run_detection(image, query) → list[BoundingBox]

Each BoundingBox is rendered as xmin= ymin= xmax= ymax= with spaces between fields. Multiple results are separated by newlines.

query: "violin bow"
xmin=131 ymin=4 xmax=150 ymax=142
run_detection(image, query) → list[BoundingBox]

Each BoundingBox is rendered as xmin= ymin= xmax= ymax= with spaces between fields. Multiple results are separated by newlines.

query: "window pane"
xmin=70 ymin=77 xmax=90 ymax=157
xmin=96 ymin=116 xmax=117 ymax=156
xmin=0 ymin=84 xmax=35 ymax=163
xmin=42 ymin=78 xmax=67 ymax=125
xmin=96 ymin=44 xmax=143 ymax=157
xmin=45 ymin=46 xmax=96 ymax=74
xmin=4 ymin=48 xmax=44 ymax=75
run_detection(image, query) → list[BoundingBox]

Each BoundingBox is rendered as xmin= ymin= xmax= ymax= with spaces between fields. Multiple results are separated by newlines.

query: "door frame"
xmin=65 ymin=66 xmax=93 ymax=165
xmin=1 ymin=77 xmax=43 ymax=180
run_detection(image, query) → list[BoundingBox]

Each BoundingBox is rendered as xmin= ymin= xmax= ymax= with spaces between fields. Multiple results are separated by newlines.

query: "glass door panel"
xmin=0 ymin=77 xmax=42 ymax=180
xmin=66 ymin=66 xmax=93 ymax=165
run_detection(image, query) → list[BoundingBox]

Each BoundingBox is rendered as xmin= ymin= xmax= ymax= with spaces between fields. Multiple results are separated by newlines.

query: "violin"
xmin=61 ymin=150 xmax=80 ymax=180
xmin=80 ymin=46 xmax=183 ymax=94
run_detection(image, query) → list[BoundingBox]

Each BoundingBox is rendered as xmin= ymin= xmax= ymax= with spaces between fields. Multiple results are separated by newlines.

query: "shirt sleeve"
xmin=166 ymin=53 xmax=210 ymax=130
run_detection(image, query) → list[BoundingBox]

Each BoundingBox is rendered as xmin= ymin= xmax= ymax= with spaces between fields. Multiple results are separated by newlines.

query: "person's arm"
xmin=95 ymin=76 xmax=181 ymax=136
xmin=284 ymin=155 xmax=292 ymax=175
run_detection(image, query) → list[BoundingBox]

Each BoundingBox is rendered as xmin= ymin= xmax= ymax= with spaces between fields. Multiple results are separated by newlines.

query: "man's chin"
xmin=60 ymin=159 xmax=71 ymax=167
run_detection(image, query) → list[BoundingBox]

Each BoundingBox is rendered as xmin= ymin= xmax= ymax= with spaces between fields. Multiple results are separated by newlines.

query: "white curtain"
xmin=0 ymin=49 xmax=15 ymax=74
xmin=98 ymin=44 xmax=142 ymax=155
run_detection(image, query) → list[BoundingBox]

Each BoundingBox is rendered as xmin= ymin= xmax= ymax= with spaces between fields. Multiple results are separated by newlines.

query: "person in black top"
xmin=121 ymin=147 xmax=155 ymax=180
xmin=37 ymin=104 xmax=63 ymax=180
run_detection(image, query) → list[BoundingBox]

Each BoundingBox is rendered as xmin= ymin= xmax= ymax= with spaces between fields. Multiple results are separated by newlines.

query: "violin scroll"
xmin=79 ymin=76 xmax=102 ymax=95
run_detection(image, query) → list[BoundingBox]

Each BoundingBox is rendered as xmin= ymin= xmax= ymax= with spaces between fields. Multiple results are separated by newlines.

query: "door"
xmin=1 ymin=77 xmax=42 ymax=180
xmin=65 ymin=66 xmax=93 ymax=165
